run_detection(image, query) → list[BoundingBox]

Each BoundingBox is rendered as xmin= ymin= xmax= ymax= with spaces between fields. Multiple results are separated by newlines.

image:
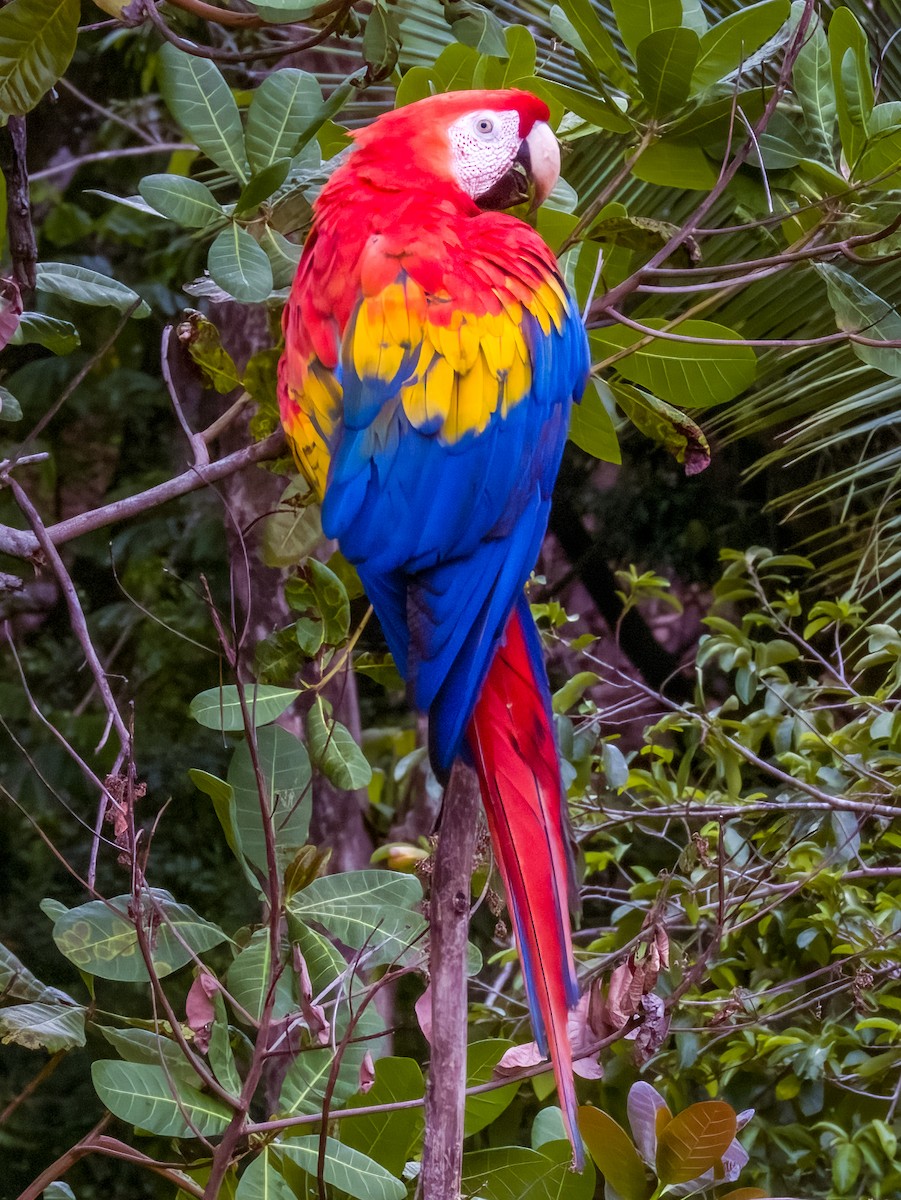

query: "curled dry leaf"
xmin=495 ymin=992 xmax=605 ymax=1078
xmin=0 ymin=277 xmax=22 ymax=351
xmin=495 ymin=1040 xmax=545 ymax=1074
xmin=628 ymin=994 xmax=670 ymax=1064
xmin=186 ymin=971 xmax=219 ymax=1054
xmin=359 ymin=1050 xmax=376 ymax=1093
xmin=293 ymin=945 xmax=330 ymax=1044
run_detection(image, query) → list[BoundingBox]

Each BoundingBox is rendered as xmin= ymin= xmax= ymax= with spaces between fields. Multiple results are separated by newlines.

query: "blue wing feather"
xmin=323 ymin=285 xmax=588 ymax=776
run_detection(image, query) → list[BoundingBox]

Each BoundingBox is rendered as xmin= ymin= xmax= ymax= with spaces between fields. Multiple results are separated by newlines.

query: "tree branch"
xmin=0 ymin=428 xmax=287 ymax=561
xmin=421 ymin=762 xmax=481 ymax=1200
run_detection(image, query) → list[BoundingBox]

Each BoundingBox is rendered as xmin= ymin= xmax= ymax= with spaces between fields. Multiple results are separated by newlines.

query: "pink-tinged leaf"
xmin=735 ymin=1108 xmax=755 ymax=1131
xmin=656 ymin=1101 xmax=737 ymax=1185
xmin=722 ymin=1135 xmax=750 ymax=1181
xmin=578 ymin=1105 xmax=653 ymax=1200
xmin=293 ymin=944 xmax=330 ymax=1044
xmin=496 ymin=1040 xmax=544 ymax=1073
xmin=627 ymin=1081 xmax=672 ymax=1166
xmin=567 ymin=991 xmax=604 ymax=1078
xmin=415 ymin=985 xmax=432 ymax=1044
xmin=359 ymin=1051 xmax=375 ymax=1093
xmin=0 ymin=277 xmax=22 ymax=351
xmin=186 ymin=972 xmax=218 ymax=1053
xmin=573 ymin=1056 xmax=605 ymax=1080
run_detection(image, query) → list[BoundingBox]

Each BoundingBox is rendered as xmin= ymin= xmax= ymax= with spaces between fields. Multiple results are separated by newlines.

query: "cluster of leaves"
xmin=543 ymin=546 xmax=901 ymax=1198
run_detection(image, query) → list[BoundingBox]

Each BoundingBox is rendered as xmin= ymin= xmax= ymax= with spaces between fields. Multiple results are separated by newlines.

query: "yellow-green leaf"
xmin=579 ymin=1105 xmax=652 ymax=1200
xmin=655 ymin=1100 xmax=737 ymax=1185
xmin=0 ymin=0 xmax=78 ymax=119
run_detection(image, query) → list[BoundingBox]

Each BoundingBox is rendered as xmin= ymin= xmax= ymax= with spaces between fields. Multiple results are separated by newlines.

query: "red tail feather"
xmin=467 ymin=600 xmax=583 ymax=1168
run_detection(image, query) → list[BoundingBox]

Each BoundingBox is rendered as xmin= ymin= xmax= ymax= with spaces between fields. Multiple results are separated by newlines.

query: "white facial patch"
xmin=447 ymin=109 xmax=522 ymax=199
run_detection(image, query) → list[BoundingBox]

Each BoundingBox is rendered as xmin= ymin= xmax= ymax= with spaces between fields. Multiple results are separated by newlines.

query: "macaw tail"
xmin=466 ymin=593 xmax=583 ymax=1169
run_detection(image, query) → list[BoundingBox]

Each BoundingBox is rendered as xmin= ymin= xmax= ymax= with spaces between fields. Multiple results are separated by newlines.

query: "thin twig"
xmin=7 ymin=479 xmax=132 ymax=764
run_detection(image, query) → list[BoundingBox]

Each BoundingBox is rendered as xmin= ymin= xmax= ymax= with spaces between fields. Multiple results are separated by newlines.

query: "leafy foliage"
xmin=2 ymin=1 xmax=901 ymax=1198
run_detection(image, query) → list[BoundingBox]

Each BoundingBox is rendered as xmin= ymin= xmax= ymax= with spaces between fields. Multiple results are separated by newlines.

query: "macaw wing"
xmin=321 ymin=224 xmax=589 ymax=771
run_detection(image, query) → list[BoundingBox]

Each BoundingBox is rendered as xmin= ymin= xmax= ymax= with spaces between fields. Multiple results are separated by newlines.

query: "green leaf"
xmin=635 ymin=28 xmax=700 ymax=117
xmin=306 ymin=697 xmax=373 ymax=791
xmin=655 ymin=1100 xmax=737 ymax=1185
xmin=235 ymin=159 xmax=291 ymax=216
xmin=858 ymin=108 xmax=901 ymax=188
xmin=42 ymin=1185 xmax=77 ymax=1200
xmin=340 ymin=1058 xmax=425 ymax=1174
xmin=632 ymin=139 xmax=719 ymax=189
xmin=0 ymin=942 xmax=75 ymax=1004
xmin=158 ymin=45 xmax=249 ymax=182
xmin=288 ymin=870 xmax=425 ymax=968
xmin=692 ymin=0 xmax=789 ymax=93
xmin=461 ymin=1140 xmax=595 ymax=1199
xmin=226 ymin=928 xmax=294 ymax=1022
xmin=552 ymin=671 xmax=600 ymax=713
xmin=464 ymin=1040 xmax=519 ymax=1137
xmin=189 ymin=684 xmax=301 ymax=731
xmin=10 ymin=311 xmax=79 ymax=353
xmin=244 ymin=0 xmax=322 ymax=22
xmin=0 ymin=0 xmax=78 ymax=119
xmin=611 ymin=0 xmax=682 ymax=62
xmin=91 ymin=1060 xmax=232 ymax=1137
xmin=262 ymin=478 xmax=324 ymax=569
xmin=602 ymin=742 xmax=629 ymax=788
xmin=0 ymin=1002 xmax=85 ymax=1052
xmin=579 ymin=1105 xmax=651 ymax=1200
xmin=792 ymin=13 xmax=835 ymax=159
xmin=353 ymin=652 xmax=405 ymax=692
xmin=445 ymin=0 xmax=507 ymax=58
xmin=277 ymin=1137 xmax=405 ymax=1200
xmin=208 ymin=225 xmax=274 ymax=304
xmin=52 ymin=890 xmax=228 ymax=982
xmin=189 ymin=769 xmax=243 ymax=864
xmin=260 ymin=227 xmax=302 ymax=290
xmin=832 ymin=1143 xmax=862 ymax=1193
xmin=285 ymin=559 xmax=350 ymax=646
xmin=593 ymin=321 xmax=756 ymax=407
xmin=98 ymin=1026 xmax=199 ymax=1087
xmin=551 ymin=0 xmax=634 ymax=91
xmin=35 ymin=263 xmax=150 ymax=317
xmin=236 ymin=1148 xmax=295 ymax=1200
xmin=276 ymin=982 xmax=381 ymax=1119
xmin=539 ymin=80 xmax=632 ymax=133
xmin=813 ymin=262 xmax=901 ymax=377
xmin=226 ymin=725 xmax=312 ymax=874
xmin=208 ymin=990 xmax=242 ymax=1096
xmin=0 ymin=385 xmax=22 ymax=421
xmin=138 ymin=174 xmax=225 ymax=228
xmin=828 ymin=5 xmax=873 ymax=167
xmin=180 ymin=313 xmax=243 ymax=393
xmin=364 ymin=2 xmax=401 ymax=78
xmin=245 ymin=69 xmax=322 ymax=171
xmin=840 ymin=46 xmax=873 ymax=168
xmin=609 ymin=380 xmax=710 ymax=473
xmin=476 ymin=23 xmax=536 ymax=88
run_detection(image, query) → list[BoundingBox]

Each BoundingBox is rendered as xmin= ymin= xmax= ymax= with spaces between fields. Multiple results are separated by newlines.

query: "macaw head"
xmin=348 ymin=89 xmax=561 ymax=212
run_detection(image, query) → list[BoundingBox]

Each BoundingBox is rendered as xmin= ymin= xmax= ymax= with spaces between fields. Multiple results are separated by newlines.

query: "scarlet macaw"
xmin=278 ymin=89 xmax=589 ymax=1165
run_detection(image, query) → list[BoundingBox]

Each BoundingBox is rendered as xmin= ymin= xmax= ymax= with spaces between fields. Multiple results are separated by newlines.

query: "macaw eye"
xmin=474 ymin=116 xmax=495 ymax=137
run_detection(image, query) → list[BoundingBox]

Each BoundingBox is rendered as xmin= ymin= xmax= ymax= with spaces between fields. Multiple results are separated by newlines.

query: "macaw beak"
xmin=519 ymin=120 xmax=560 ymax=210
xmin=475 ymin=120 xmax=561 ymax=213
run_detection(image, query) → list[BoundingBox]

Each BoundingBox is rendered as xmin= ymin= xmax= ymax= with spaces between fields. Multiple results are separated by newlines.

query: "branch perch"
xmin=421 ymin=761 xmax=481 ymax=1200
